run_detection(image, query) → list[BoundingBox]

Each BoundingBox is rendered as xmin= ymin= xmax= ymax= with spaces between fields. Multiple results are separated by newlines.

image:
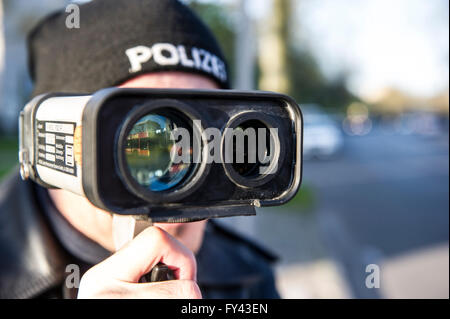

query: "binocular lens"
xmin=231 ymin=120 xmax=271 ymax=178
xmin=125 ymin=112 xmax=191 ymax=192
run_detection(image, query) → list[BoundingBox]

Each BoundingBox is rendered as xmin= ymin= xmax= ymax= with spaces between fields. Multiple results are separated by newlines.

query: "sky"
xmin=295 ymin=0 xmax=449 ymax=100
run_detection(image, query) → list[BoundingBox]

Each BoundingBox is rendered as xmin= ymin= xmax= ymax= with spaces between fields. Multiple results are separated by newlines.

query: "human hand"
xmin=78 ymin=226 xmax=201 ymax=299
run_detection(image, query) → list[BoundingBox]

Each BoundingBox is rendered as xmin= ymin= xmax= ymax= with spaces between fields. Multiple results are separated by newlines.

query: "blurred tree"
xmin=0 ymin=1 xmax=4 ymax=123
xmin=287 ymin=48 xmax=323 ymax=103
xmin=288 ymin=48 xmax=357 ymax=110
xmin=184 ymin=0 xmax=358 ymax=111
xmin=370 ymin=87 xmax=450 ymax=115
xmin=257 ymin=0 xmax=356 ymax=110
xmin=233 ymin=0 xmax=256 ymax=90
xmin=187 ymin=0 xmax=236 ymax=83
xmin=0 ymin=0 xmax=69 ymax=134
xmin=258 ymin=0 xmax=290 ymax=94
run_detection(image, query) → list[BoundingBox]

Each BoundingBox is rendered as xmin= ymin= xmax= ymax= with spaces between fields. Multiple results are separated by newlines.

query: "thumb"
xmin=93 ymin=226 xmax=196 ymax=283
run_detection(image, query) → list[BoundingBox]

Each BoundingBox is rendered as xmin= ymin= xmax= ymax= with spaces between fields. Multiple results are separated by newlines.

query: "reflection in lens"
xmin=125 ymin=112 xmax=191 ymax=192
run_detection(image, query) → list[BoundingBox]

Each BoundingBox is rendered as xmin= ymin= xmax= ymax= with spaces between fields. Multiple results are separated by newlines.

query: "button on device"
xmin=66 ymin=145 xmax=74 ymax=167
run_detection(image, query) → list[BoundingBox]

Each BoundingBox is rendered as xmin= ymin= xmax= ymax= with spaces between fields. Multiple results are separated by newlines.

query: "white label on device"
xmin=36 ymin=120 xmax=77 ymax=176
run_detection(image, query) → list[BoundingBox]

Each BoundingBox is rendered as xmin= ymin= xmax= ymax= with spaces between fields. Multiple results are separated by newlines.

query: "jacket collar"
xmin=196 ymin=220 xmax=277 ymax=288
xmin=0 ymin=172 xmax=70 ymax=298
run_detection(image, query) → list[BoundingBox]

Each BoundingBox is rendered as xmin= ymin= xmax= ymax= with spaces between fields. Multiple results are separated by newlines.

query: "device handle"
xmin=140 ymin=262 xmax=175 ymax=283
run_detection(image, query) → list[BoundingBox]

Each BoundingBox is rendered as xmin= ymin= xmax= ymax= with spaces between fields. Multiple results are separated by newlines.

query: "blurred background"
xmin=0 ymin=0 xmax=448 ymax=298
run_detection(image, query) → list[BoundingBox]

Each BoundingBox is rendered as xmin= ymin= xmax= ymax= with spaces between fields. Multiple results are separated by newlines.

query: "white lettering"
xmin=126 ymin=46 xmax=152 ymax=72
xmin=203 ymin=127 xmax=222 ymax=164
xmin=152 ymin=43 xmax=180 ymax=66
xmin=191 ymin=47 xmax=202 ymax=69
xmin=65 ymin=264 xmax=80 ymax=288
xmin=65 ymin=4 xmax=80 ymax=29
xmin=365 ymin=264 xmax=380 ymax=288
xmin=125 ymin=44 xmax=227 ymax=83
xmin=178 ymin=45 xmax=195 ymax=67
xmin=181 ymin=303 xmax=215 ymax=317
xmin=199 ymin=49 xmax=212 ymax=73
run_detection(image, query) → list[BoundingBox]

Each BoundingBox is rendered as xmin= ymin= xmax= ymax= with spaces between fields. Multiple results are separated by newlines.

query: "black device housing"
xmin=82 ymin=88 xmax=303 ymax=222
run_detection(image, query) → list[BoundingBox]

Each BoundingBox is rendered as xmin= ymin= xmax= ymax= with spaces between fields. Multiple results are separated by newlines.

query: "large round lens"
xmin=125 ymin=112 xmax=191 ymax=192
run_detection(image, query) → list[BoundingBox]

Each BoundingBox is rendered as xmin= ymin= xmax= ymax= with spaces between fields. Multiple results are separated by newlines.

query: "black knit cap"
xmin=28 ymin=0 xmax=230 ymax=97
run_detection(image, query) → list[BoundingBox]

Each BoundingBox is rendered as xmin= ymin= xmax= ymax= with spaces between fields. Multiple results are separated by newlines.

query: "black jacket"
xmin=0 ymin=171 xmax=280 ymax=299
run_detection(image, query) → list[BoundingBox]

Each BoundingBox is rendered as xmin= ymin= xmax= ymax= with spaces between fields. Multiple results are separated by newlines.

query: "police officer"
xmin=0 ymin=0 xmax=279 ymax=299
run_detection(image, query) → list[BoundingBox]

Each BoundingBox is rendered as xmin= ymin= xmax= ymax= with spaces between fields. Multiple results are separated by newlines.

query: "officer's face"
xmin=118 ymin=71 xmax=220 ymax=253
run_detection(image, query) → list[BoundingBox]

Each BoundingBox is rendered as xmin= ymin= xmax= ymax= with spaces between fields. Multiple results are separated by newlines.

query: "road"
xmin=220 ymin=125 xmax=449 ymax=298
xmin=308 ymin=127 xmax=449 ymax=297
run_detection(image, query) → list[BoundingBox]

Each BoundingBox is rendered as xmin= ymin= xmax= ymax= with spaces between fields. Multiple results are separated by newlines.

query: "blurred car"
xmin=302 ymin=104 xmax=343 ymax=159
